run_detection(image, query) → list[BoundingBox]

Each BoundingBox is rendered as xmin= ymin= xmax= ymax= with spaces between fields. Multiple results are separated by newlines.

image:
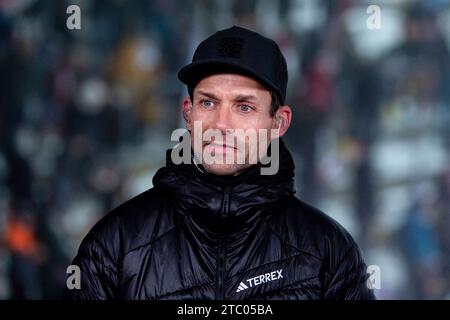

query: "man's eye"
xmin=239 ymin=104 xmax=253 ymax=112
xmin=201 ymin=100 xmax=214 ymax=108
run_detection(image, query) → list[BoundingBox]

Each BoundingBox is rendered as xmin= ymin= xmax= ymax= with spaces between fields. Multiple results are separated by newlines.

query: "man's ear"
xmin=182 ymin=96 xmax=193 ymax=131
xmin=271 ymin=105 xmax=292 ymax=139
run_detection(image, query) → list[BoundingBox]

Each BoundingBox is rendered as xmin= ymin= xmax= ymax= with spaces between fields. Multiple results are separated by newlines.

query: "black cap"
xmin=178 ymin=26 xmax=288 ymax=105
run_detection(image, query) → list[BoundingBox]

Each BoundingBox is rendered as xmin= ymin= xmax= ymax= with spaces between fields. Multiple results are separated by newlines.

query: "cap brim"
xmin=178 ymin=59 xmax=279 ymax=95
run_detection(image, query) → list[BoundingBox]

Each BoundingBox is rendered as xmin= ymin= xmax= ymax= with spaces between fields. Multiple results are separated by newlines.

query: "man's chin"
xmin=201 ymin=163 xmax=252 ymax=176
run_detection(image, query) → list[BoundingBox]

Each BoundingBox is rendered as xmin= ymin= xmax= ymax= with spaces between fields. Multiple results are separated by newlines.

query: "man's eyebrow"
xmin=233 ymin=94 xmax=258 ymax=102
xmin=195 ymin=90 xmax=220 ymax=100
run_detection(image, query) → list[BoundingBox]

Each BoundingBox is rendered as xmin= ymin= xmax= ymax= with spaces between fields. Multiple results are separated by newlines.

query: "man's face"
xmin=182 ymin=73 xmax=291 ymax=176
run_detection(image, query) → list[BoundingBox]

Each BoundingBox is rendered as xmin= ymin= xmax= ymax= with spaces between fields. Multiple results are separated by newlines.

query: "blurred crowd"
xmin=0 ymin=0 xmax=449 ymax=299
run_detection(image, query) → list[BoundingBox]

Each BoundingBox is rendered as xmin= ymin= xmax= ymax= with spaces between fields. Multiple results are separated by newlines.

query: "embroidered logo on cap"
xmin=218 ymin=37 xmax=243 ymax=58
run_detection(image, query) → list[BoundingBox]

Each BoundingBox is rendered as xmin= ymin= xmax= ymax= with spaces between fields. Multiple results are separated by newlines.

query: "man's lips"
xmin=206 ymin=143 xmax=236 ymax=149
xmin=204 ymin=143 xmax=238 ymax=152
xmin=205 ymin=143 xmax=236 ymax=149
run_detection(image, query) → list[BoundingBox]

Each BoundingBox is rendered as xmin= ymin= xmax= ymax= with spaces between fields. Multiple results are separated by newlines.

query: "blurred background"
xmin=0 ymin=0 xmax=449 ymax=299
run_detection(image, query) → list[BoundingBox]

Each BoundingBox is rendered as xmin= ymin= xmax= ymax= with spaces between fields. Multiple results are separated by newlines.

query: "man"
xmin=64 ymin=26 xmax=375 ymax=300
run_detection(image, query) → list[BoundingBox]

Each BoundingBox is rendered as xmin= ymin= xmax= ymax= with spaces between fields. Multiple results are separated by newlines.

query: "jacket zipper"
xmin=216 ymin=186 xmax=230 ymax=299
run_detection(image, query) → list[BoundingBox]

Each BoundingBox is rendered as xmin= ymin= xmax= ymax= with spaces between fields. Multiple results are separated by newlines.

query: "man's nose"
xmin=213 ymin=105 xmax=233 ymax=133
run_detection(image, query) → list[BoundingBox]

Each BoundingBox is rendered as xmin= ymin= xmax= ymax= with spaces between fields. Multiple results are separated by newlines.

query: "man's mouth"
xmin=205 ymin=143 xmax=237 ymax=152
xmin=206 ymin=143 xmax=236 ymax=149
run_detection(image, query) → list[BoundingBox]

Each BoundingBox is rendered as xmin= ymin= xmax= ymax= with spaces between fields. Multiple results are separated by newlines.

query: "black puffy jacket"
xmin=64 ymin=140 xmax=375 ymax=300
